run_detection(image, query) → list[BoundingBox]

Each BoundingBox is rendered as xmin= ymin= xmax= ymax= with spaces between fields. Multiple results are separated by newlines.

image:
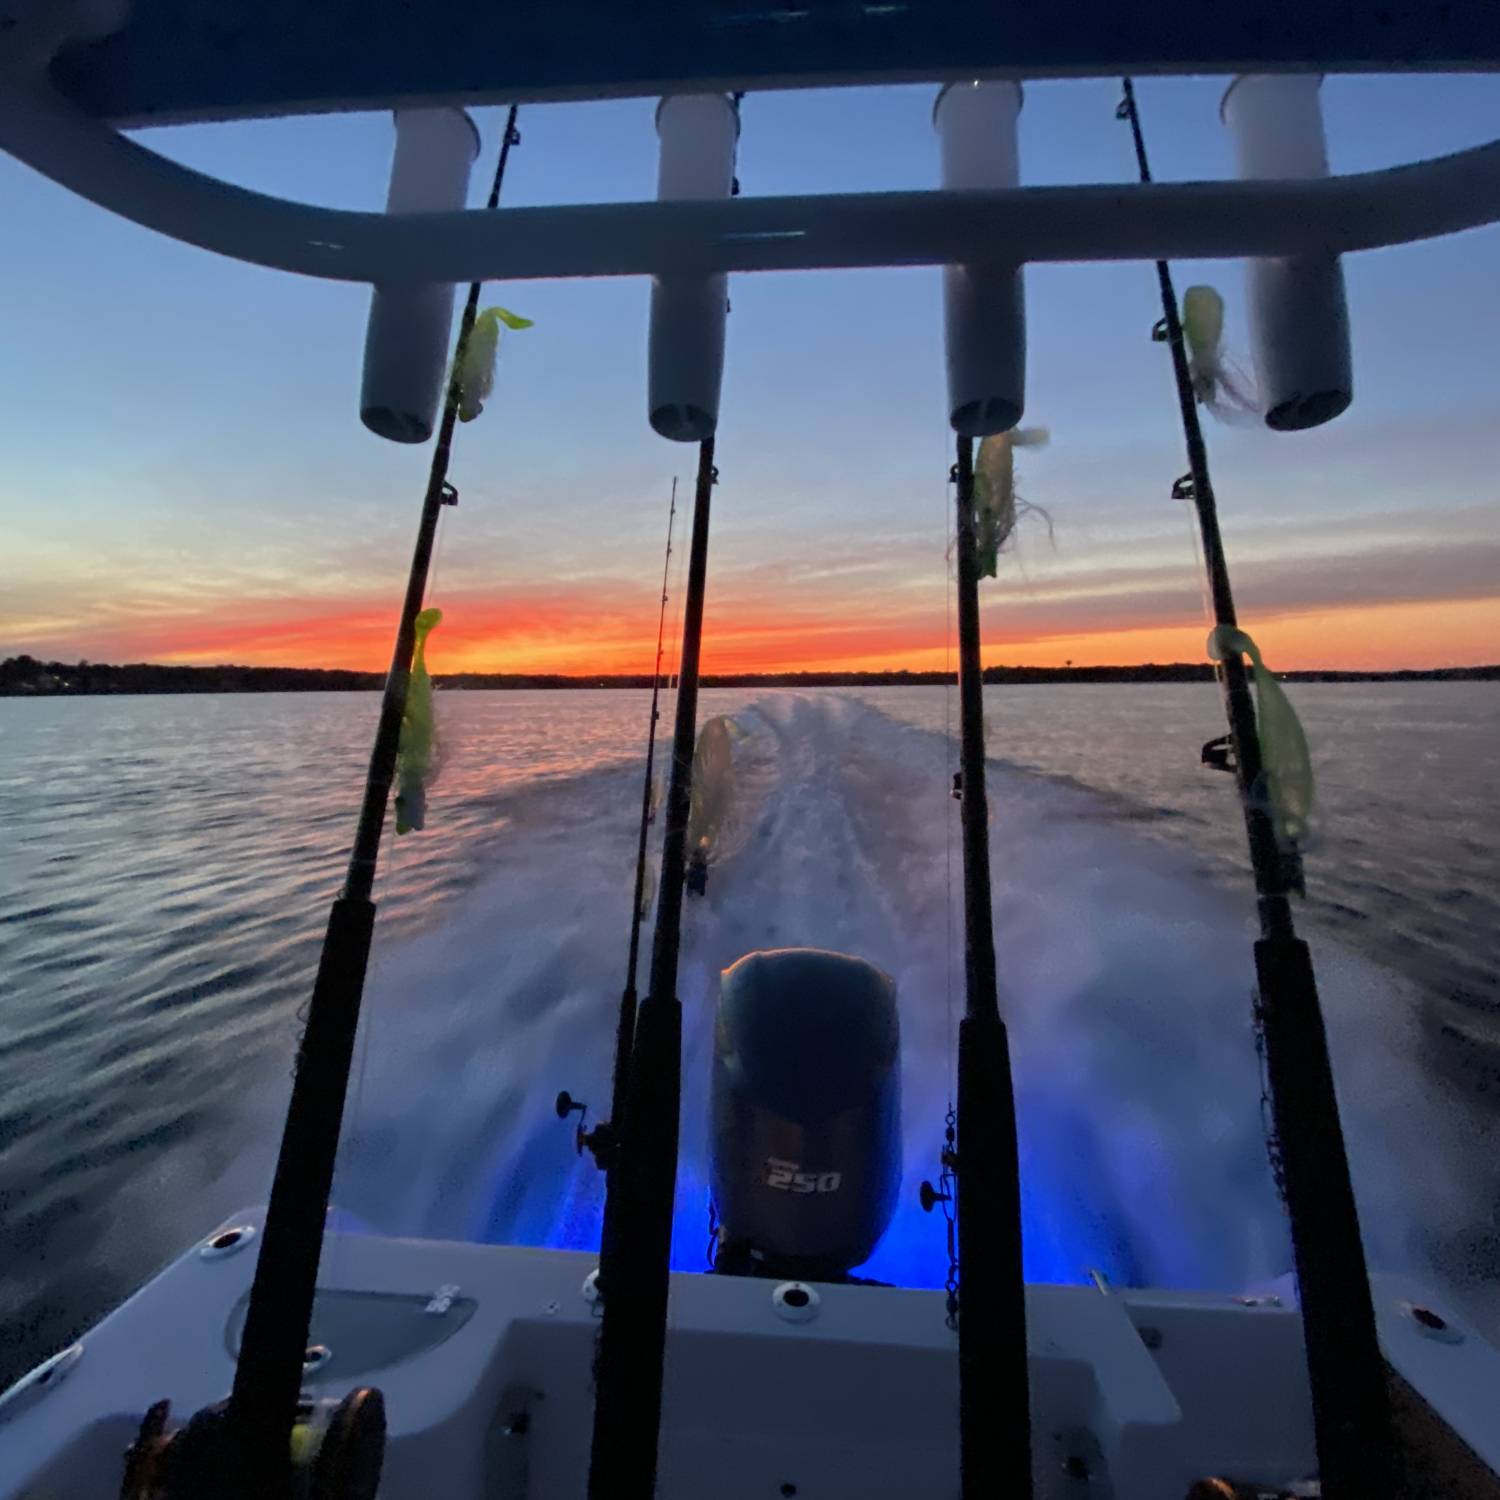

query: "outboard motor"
xmin=710 ymin=948 xmax=901 ymax=1280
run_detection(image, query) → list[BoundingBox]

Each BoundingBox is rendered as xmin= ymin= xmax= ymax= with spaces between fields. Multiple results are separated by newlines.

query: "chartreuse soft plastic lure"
xmin=973 ymin=428 xmax=1050 ymax=578
xmin=395 ymin=607 xmax=443 ymax=834
xmin=457 ymin=306 xmax=533 ymax=422
xmin=684 ymin=715 xmax=738 ymax=895
xmin=1182 ymin=286 xmax=1258 ymax=422
xmin=1208 ymin=625 xmax=1315 ymax=848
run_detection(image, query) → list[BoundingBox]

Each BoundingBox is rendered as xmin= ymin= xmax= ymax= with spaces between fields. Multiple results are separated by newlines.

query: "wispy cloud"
xmin=6 ymin=409 xmax=1498 ymax=674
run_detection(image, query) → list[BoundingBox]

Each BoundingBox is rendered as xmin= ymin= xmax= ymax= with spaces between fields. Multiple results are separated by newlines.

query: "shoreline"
xmin=4 ymin=657 xmax=1498 ymax=696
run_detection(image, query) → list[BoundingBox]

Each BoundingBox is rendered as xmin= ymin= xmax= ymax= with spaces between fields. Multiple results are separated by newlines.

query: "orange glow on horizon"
xmin=107 ymin=591 xmax=1500 ymax=677
xmin=981 ymin=596 xmax=1500 ymax=674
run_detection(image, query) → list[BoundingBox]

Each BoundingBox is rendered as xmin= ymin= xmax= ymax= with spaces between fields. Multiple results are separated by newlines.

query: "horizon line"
xmin=5 ymin=653 xmax=1499 ymax=684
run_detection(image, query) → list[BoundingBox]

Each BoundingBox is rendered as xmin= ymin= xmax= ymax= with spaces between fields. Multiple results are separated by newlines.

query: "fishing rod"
xmin=206 ymin=106 xmax=526 ymax=1498
xmin=589 ymin=438 xmax=717 ymax=1500
xmin=1117 ymin=77 xmax=1391 ymax=1500
xmin=617 ymin=478 xmax=679 ymax=1117
xmin=950 ymin=435 xmax=1033 ymax=1500
xmin=554 ymin=480 xmax=678 ymax=1302
xmin=556 ymin=481 xmax=679 ymax=1285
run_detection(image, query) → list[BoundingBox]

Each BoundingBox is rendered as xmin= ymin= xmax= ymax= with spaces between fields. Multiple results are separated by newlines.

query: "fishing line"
xmin=283 ymin=620 xmax=428 ymax=1382
xmin=668 ymin=513 xmax=690 ymax=689
xmin=656 ymin=503 xmax=693 ymax=842
xmin=588 ymin=478 xmax=683 ymax=1159
xmin=1182 ymin=496 xmax=1215 ymax=633
xmin=425 ymin=504 xmax=453 ymax=625
xmin=630 ymin=478 xmax=678 ymax=944
xmin=321 ymin=307 xmax=465 ymax=1383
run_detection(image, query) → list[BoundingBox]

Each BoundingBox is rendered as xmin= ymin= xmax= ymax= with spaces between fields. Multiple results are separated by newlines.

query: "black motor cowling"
xmin=710 ymin=948 xmax=901 ymax=1280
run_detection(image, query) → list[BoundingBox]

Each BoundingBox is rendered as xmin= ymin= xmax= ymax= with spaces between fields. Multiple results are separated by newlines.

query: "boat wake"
xmin=323 ymin=692 xmax=1477 ymax=1301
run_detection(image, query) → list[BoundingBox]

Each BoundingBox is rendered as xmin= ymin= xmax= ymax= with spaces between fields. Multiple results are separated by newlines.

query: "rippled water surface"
xmin=1 ymin=684 xmax=1496 ymax=1384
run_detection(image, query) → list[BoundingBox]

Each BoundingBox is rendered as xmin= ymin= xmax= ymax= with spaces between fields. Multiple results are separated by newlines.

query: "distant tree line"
xmin=3 ymin=653 xmax=1496 ymax=697
xmin=0 ymin=655 xmax=381 ymax=696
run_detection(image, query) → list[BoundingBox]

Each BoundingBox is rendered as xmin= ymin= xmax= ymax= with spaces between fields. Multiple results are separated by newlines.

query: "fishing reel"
xmin=555 ymin=1090 xmax=617 ymax=1169
xmin=121 ymin=1387 xmax=385 ymax=1500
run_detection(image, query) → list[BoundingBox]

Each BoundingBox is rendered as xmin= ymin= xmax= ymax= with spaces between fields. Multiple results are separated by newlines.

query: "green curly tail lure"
xmin=395 ymin=607 xmax=443 ymax=835
xmin=1208 ymin=625 xmax=1316 ymax=850
xmin=457 ymin=306 xmax=534 ymax=423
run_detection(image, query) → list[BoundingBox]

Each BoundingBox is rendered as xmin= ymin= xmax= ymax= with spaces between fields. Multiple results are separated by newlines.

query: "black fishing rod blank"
xmin=616 ymin=477 xmax=679 ymax=1121
xmin=1119 ymin=76 xmax=1391 ymax=1500
xmin=561 ymin=479 xmax=680 ymax=1304
xmin=951 ymin=435 xmax=1033 ymax=1500
xmin=588 ymin=439 xmax=717 ymax=1500
xmin=560 ymin=479 xmax=683 ymax=1171
xmin=184 ymin=107 xmax=527 ymax=1500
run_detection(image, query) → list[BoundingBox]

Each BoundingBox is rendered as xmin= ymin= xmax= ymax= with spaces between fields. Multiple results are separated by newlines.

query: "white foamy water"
xmin=0 ymin=684 xmax=1496 ymax=1382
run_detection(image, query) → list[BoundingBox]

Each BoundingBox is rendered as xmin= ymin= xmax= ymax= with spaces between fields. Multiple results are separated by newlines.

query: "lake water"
xmin=1 ymin=683 xmax=1496 ymax=1385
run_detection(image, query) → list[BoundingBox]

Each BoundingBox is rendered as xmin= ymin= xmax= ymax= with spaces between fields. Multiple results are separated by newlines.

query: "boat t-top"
xmin=2 ymin=3 xmax=1499 ymax=1497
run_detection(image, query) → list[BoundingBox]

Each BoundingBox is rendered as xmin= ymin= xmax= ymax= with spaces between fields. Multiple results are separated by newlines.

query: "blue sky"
xmin=2 ymin=73 xmax=1498 ymax=670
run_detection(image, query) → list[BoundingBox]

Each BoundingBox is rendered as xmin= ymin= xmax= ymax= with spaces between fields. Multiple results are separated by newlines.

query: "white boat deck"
xmin=4 ymin=1211 xmax=1494 ymax=1498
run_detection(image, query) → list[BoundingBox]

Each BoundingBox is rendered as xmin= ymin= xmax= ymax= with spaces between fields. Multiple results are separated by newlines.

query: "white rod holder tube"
xmin=360 ymin=108 xmax=479 ymax=443
xmin=648 ymin=93 xmax=739 ymax=442
xmin=935 ymin=80 xmax=1026 ymax=436
xmin=1222 ymin=75 xmax=1352 ymax=431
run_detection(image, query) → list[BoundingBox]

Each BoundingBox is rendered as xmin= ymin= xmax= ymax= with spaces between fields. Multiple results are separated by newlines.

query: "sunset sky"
xmin=3 ymin=74 xmax=1499 ymax=674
